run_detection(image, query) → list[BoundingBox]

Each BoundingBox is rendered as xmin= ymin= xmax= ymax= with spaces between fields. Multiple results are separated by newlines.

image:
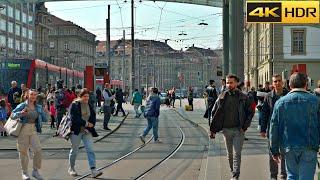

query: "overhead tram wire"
xmin=154 ymin=1 xmax=167 ymax=40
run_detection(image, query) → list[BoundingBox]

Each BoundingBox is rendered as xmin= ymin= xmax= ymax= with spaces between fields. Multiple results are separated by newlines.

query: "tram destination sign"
xmin=7 ymin=63 xmax=21 ymax=69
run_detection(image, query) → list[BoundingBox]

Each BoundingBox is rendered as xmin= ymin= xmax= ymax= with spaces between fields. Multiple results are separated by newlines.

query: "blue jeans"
xmin=285 ymin=149 xmax=317 ymax=180
xmin=69 ymin=132 xmax=96 ymax=169
xmin=142 ymin=117 xmax=159 ymax=141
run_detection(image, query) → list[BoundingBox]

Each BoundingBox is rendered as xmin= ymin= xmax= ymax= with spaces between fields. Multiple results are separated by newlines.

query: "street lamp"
xmin=198 ymin=20 xmax=208 ymax=26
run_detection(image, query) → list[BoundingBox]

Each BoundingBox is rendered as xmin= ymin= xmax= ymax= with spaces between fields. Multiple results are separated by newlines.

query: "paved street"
xmin=0 ymin=100 xmax=319 ymax=180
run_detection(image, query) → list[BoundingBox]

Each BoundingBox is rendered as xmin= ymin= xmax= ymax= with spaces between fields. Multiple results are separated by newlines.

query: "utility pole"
xmin=137 ymin=42 xmax=140 ymax=91
xmin=122 ymin=30 xmax=125 ymax=90
xmin=106 ymin=5 xmax=111 ymax=81
xmin=131 ymin=0 xmax=135 ymax=96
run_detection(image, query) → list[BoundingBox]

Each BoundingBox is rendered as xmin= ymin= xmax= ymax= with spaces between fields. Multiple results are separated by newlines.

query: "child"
xmin=0 ymin=99 xmax=7 ymax=136
xmin=49 ymin=101 xmax=56 ymax=129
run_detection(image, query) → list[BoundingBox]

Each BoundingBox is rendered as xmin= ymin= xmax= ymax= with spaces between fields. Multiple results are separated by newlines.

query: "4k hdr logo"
xmin=246 ymin=1 xmax=320 ymax=23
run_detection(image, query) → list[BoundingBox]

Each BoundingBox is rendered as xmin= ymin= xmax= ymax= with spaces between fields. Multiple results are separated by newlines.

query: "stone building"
xmin=48 ymin=14 xmax=96 ymax=71
xmin=244 ymin=24 xmax=320 ymax=90
xmin=96 ymin=40 xmax=222 ymax=93
xmin=35 ymin=3 xmax=51 ymax=61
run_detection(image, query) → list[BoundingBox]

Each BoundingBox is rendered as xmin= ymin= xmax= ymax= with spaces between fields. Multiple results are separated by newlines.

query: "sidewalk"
xmin=175 ymin=98 xmax=270 ymax=180
xmin=0 ymin=104 xmax=133 ymax=150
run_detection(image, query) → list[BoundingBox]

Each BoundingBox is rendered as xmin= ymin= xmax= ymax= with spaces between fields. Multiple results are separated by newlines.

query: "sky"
xmin=45 ymin=0 xmax=222 ymax=50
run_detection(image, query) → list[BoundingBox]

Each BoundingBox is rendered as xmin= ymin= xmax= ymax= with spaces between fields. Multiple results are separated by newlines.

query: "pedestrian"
xmin=314 ymin=80 xmax=320 ymax=98
xmin=102 ymin=83 xmax=115 ymax=131
xmin=20 ymin=84 xmax=28 ymax=102
xmin=0 ymin=99 xmax=7 ymax=136
xmin=203 ymin=80 xmax=218 ymax=122
xmin=165 ymin=90 xmax=170 ymax=107
xmin=169 ymin=87 xmax=176 ymax=108
xmin=132 ymin=89 xmax=143 ymax=118
xmin=260 ymin=74 xmax=289 ymax=180
xmin=96 ymin=87 xmax=102 ymax=107
xmin=209 ymin=74 xmax=255 ymax=180
xmin=256 ymin=82 xmax=271 ymax=131
xmin=8 ymin=81 xmax=22 ymax=110
xmin=187 ymin=86 xmax=194 ymax=111
xmin=11 ymin=89 xmax=48 ymax=180
xmin=49 ymin=101 xmax=56 ymax=129
xmin=219 ymin=78 xmax=227 ymax=94
xmin=113 ymin=88 xmax=126 ymax=116
xmin=55 ymin=80 xmax=66 ymax=129
xmin=68 ymin=88 xmax=103 ymax=178
xmin=139 ymin=87 xmax=161 ymax=144
xmin=270 ymin=72 xmax=320 ymax=180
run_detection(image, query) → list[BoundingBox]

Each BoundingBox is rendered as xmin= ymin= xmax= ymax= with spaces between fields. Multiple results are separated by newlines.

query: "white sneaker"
xmin=154 ymin=139 xmax=162 ymax=143
xmin=32 ymin=170 xmax=43 ymax=180
xmin=91 ymin=169 xmax=103 ymax=178
xmin=139 ymin=135 xmax=145 ymax=144
xmin=68 ymin=167 xmax=77 ymax=177
xmin=22 ymin=172 xmax=30 ymax=180
xmin=257 ymin=125 xmax=261 ymax=131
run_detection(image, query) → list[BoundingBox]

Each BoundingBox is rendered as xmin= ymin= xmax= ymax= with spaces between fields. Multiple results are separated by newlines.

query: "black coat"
xmin=260 ymin=88 xmax=289 ymax=135
xmin=70 ymin=101 xmax=98 ymax=137
xmin=210 ymin=90 xmax=255 ymax=133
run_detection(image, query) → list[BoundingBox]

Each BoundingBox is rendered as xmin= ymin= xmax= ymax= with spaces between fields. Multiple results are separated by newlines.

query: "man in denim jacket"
xmin=270 ymin=72 xmax=320 ymax=180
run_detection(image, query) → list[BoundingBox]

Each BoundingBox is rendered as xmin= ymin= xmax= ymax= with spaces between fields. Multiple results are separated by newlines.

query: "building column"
xmin=222 ymin=0 xmax=229 ymax=77
xmin=229 ymin=0 xmax=244 ymax=80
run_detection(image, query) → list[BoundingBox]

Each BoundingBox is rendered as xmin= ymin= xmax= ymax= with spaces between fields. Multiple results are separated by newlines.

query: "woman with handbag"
xmin=68 ymin=88 xmax=102 ymax=178
xmin=11 ymin=89 xmax=48 ymax=180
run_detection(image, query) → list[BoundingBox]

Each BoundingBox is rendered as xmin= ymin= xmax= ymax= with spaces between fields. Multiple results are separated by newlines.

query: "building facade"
xmin=0 ymin=3 xmax=36 ymax=59
xmin=35 ymin=3 xmax=51 ymax=61
xmin=244 ymin=24 xmax=320 ymax=90
xmin=96 ymin=40 xmax=223 ymax=94
xmin=48 ymin=14 xmax=96 ymax=71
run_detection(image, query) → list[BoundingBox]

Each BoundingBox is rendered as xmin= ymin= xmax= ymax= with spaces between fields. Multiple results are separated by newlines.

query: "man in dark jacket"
xmin=113 ymin=88 xmax=126 ymax=116
xmin=7 ymin=81 xmax=22 ymax=110
xmin=209 ymin=74 xmax=255 ymax=180
xmin=203 ymin=80 xmax=218 ymax=121
xmin=139 ymin=87 xmax=161 ymax=143
xmin=96 ymin=87 xmax=102 ymax=107
xmin=261 ymin=74 xmax=288 ymax=180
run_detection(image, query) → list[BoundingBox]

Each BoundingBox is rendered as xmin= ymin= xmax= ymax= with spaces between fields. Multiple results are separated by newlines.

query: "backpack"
xmin=55 ymin=89 xmax=65 ymax=109
xmin=55 ymin=110 xmax=72 ymax=140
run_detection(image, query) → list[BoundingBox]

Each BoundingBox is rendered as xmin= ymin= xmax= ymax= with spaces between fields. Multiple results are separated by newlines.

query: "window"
xmin=8 ymin=38 xmax=13 ymax=48
xmin=22 ymin=13 xmax=27 ymax=23
xmin=64 ymin=43 xmax=68 ymax=50
xmin=8 ymin=22 xmax=13 ymax=33
xmin=28 ymin=15 xmax=33 ymax=24
xmin=15 ymin=9 xmax=20 ymax=21
xmin=0 ymin=35 xmax=5 ymax=46
xmin=49 ymin=41 xmax=54 ymax=48
xmin=28 ymin=29 xmax=33 ymax=39
xmin=8 ymin=6 xmax=13 ymax=18
xmin=0 ymin=5 xmax=5 ymax=15
xmin=28 ymin=43 xmax=33 ymax=53
xmin=15 ymin=24 xmax=20 ymax=36
xmin=22 ymin=42 xmax=27 ymax=52
xmin=22 ymin=27 xmax=27 ymax=37
xmin=292 ymin=29 xmax=306 ymax=55
xmin=16 ymin=40 xmax=20 ymax=51
xmin=0 ymin=19 xmax=5 ymax=31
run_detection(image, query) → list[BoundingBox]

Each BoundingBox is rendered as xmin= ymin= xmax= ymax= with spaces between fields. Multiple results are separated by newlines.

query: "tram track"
xmin=76 ymin=109 xmax=186 ymax=180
